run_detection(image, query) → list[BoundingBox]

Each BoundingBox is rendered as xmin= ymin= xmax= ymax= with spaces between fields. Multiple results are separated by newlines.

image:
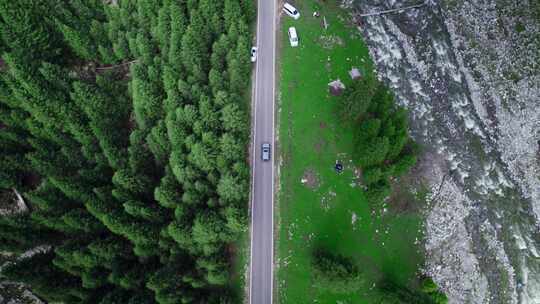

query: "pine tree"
xmin=147 ymin=119 xmax=172 ymax=165
xmin=2 ymin=251 xmax=90 ymax=303
xmin=311 ymin=249 xmax=363 ymax=294
xmin=154 ymin=166 xmax=183 ymax=209
xmin=168 ymin=1 xmax=187 ymax=72
xmin=338 ymin=73 xmax=378 ymax=122
xmin=156 ymin=4 xmax=171 ymax=57
xmin=0 ymin=136 xmax=31 ymax=189
xmin=192 ymin=212 xmax=233 ymax=256
xmin=131 ymin=62 xmax=164 ymax=130
xmin=221 ymin=103 xmax=248 ymax=135
xmin=217 ymin=173 xmax=247 ymax=204
xmin=71 ymin=80 xmax=130 ymax=170
xmin=0 ymin=1 xmax=63 ymax=64
xmin=181 ymin=14 xmax=208 ymax=82
xmin=223 ymin=0 xmax=242 ymax=32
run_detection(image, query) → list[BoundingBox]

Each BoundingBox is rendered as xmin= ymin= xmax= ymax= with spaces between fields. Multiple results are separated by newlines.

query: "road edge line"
xmin=248 ymin=0 xmax=262 ymax=303
xmin=270 ymin=0 xmax=277 ymax=303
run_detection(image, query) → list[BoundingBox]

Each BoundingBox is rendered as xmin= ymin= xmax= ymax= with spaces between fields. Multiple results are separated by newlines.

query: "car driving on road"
xmin=261 ymin=143 xmax=271 ymax=161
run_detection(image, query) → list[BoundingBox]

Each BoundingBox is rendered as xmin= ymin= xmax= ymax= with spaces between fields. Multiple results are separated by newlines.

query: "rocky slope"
xmin=350 ymin=0 xmax=540 ymax=303
xmin=1 ymin=251 xmax=45 ymax=304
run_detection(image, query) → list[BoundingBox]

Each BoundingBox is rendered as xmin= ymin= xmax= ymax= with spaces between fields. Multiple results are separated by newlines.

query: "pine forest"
xmin=0 ymin=0 xmax=255 ymax=303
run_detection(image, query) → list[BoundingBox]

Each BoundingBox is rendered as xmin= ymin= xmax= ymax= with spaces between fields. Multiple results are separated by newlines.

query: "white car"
xmin=283 ymin=3 xmax=300 ymax=19
xmin=288 ymin=27 xmax=298 ymax=47
xmin=250 ymin=46 xmax=257 ymax=62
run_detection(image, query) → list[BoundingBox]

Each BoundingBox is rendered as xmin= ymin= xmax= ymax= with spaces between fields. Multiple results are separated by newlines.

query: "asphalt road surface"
xmin=249 ymin=0 xmax=276 ymax=303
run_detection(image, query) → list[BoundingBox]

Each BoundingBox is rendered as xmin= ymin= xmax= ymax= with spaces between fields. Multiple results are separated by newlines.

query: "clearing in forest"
xmin=277 ymin=1 xmax=424 ymax=303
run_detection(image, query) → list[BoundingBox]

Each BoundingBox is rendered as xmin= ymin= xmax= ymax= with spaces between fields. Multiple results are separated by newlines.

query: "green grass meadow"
xmin=276 ymin=1 xmax=424 ymax=303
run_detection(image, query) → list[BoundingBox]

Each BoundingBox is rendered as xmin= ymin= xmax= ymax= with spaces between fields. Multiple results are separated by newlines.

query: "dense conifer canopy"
xmin=0 ymin=0 xmax=255 ymax=302
xmin=339 ymin=77 xmax=417 ymax=204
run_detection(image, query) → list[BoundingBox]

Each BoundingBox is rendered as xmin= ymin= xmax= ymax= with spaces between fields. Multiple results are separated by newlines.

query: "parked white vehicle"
xmin=288 ymin=27 xmax=298 ymax=47
xmin=283 ymin=3 xmax=300 ymax=20
xmin=250 ymin=47 xmax=258 ymax=62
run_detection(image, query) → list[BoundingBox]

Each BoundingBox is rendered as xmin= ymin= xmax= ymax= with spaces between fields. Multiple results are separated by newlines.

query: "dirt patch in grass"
xmin=351 ymin=166 xmax=363 ymax=187
xmin=313 ymin=138 xmax=327 ymax=153
xmin=287 ymin=78 xmax=300 ymax=93
xmin=325 ymin=61 xmax=332 ymax=72
xmin=388 ymin=151 xmax=440 ymax=214
xmin=320 ymin=188 xmax=337 ymax=211
xmin=388 ymin=177 xmax=427 ymax=214
xmin=301 ymin=168 xmax=320 ymax=189
xmin=319 ymin=122 xmax=327 ymax=129
xmin=318 ymin=35 xmax=344 ymax=49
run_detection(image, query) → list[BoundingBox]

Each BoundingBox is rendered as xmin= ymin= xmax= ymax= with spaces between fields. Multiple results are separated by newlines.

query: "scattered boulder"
xmin=349 ymin=67 xmax=362 ymax=80
xmin=328 ymin=79 xmax=345 ymax=96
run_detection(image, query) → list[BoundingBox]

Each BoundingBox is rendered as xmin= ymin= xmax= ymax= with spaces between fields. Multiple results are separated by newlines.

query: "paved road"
xmin=249 ymin=0 xmax=276 ymax=303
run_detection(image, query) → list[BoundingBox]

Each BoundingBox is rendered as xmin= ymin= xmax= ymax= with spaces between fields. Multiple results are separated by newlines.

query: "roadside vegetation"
xmin=0 ymin=0 xmax=254 ymax=303
xmin=277 ymin=0 xmax=446 ymax=303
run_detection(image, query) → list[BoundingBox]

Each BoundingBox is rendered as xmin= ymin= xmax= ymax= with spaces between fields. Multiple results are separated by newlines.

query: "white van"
xmin=283 ymin=3 xmax=300 ymax=19
xmin=288 ymin=27 xmax=298 ymax=47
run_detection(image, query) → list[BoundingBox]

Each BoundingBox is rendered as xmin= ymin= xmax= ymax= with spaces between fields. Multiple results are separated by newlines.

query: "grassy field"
xmin=276 ymin=1 xmax=424 ymax=303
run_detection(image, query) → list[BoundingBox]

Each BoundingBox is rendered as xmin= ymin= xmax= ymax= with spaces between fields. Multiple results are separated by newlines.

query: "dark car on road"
xmin=261 ymin=143 xmax=271 ymax=161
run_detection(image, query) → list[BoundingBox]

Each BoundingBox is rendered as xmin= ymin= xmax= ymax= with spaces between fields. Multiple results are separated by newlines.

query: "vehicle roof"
xmin=262 ymin=143 xmax=270 ymax=147
xmin=283 ymin=3 xmax=297 ymax=11
xmin=288 ymin=27 xmax=297 ymax=35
